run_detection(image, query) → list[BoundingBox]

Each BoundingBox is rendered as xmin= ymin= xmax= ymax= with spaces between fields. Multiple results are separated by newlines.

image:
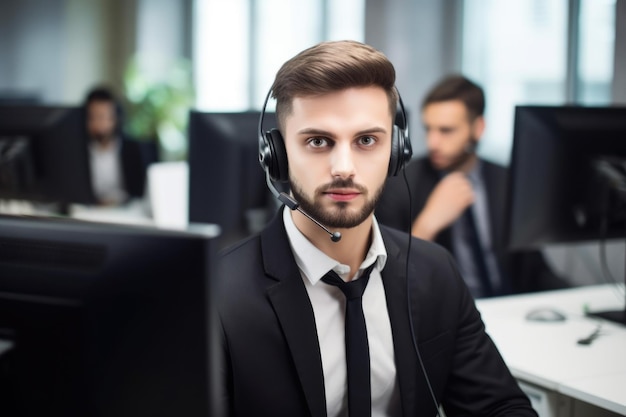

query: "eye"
xmin=308 ymin=137 xmax=328 ymax=148
xmin=358 ymin=136 xmax=376 ymax=147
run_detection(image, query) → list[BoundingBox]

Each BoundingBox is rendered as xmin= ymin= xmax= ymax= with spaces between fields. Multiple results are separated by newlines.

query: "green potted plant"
xmin=123 ymin=57 xmax=195 ymax=161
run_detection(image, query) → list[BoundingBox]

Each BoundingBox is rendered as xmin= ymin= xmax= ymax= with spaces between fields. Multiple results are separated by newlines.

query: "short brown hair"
xmin=422 ymin=74 xmax=485 ymax=121
xmin=271 ymin=40 xmax=398 ymax=131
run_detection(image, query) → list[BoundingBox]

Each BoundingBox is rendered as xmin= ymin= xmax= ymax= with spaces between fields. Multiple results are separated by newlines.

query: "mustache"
xmin=317 ymin=178 xmax=367 ymax=193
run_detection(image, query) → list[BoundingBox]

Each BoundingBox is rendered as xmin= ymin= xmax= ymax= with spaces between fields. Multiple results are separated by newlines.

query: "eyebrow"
xmin=296 ymin=126 xmax=388 ymax=136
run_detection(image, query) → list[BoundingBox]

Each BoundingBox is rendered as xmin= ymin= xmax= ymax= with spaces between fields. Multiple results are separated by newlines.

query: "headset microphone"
xmin=263 ymin=171 xmax=342 ymax=242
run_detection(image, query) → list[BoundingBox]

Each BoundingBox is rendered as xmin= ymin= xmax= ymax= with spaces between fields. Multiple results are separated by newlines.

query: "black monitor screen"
xmin=188 ymin=111 xmax=277 ymax=248
xmin=507 ymin=105 xmax=626 ymax=324
xmin=507 ymin=105 xmax=626 ymax=250
xmin=0 ymin=215 xmax=219 ymax=416
xmin=0 ymin=105 xmax=94 ymax=205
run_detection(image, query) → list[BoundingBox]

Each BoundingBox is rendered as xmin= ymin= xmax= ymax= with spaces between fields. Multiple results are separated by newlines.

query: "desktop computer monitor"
xmin=506 ymin=105 xmax=626 ymax=324
xmin=0 ymin=215 xmax=220 ymax=416
xmin=187 ymin=111 xmax=277 ymax=248
xmin=0 ymin=105 xmax=95 ymax=205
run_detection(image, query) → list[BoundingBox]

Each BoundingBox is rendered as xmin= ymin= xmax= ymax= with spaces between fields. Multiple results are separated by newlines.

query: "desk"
xmin=70 ymin=198 xmax=155 ymax=226
xmin=0 ymin=162 xmax=190 ymax=230
xmin=476 ymin=285 xmax=626 ymax=417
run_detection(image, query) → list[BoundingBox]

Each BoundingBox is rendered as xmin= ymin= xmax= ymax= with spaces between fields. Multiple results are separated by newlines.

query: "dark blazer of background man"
xmin=217 ymin=41 xmax=537 ymax=417
xmin=376 ymin=75 xmax=566 ymax=298
xmin=83 ymin=86 xmax=156 ymax=205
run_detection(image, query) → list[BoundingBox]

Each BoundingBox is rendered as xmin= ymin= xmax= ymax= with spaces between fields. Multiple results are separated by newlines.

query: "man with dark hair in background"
xmin=376 ymin=74 xmax=565 ymax=298
xmin=84 ymin=86 xmax=154 ymax=206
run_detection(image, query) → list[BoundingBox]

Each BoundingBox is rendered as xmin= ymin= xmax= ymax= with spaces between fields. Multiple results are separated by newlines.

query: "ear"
xmin=471 ymin=115 xmax=485 ymax=142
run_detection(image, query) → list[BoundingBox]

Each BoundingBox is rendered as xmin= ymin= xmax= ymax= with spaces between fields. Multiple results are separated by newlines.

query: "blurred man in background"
xmin=84 ymin=86 xmax=153 ymax=206
xmin=376 ymin=74 xmax=566 ymax=298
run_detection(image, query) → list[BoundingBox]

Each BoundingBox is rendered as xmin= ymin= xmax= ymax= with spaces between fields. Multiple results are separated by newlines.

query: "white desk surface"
xmin=560 ymin=373 xmax=626 ymax=415
xmin=476 ymin=285 xmax=626 ymax=414
xmin=70 ymin=198 xmax=155 ymax=226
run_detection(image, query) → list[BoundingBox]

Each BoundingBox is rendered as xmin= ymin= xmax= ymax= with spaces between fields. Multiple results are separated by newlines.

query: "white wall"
xmin=365 ymin=0 xmax=462 ymax=156
xmin=0 ymin=0 xmax=66 ymax=102
xmin=135 ymin=0 xmax=189 ymax=83
xmin=613 ymin=0 xmax=626 ymax=103
xmin=0 ymin=0 xmax=137 ymax=104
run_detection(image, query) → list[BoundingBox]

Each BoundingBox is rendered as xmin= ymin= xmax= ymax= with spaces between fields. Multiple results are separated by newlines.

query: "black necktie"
xmin=322 ymin=263 xmax=375 ymax=417
xmin=460 ymin=206 xmax=493 ymax=297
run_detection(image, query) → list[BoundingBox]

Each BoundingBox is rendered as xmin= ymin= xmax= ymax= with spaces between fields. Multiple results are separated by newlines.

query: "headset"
xmin=258 ymin=87 xmax=413 ymax=183
xmin=257 ymin=87 xmax=412 ymax=242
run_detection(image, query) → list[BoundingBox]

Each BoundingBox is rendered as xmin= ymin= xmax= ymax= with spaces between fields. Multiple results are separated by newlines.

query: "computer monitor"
xmin=0 ymin=215 xmax=220 ymax=416
xmin=188 ymin=111 xmax=277 ymax=248
xmin=507 ymin=105 xmax=626 ymax=324
xmin=0 ymin=105 xmax=94 ymax=205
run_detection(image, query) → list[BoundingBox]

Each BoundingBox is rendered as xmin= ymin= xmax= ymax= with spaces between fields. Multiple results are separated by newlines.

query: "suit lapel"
xmin=380 ymin=228 xmax=420 ymax=416
xmin=261 ymin=215 xmax=327 ymax=417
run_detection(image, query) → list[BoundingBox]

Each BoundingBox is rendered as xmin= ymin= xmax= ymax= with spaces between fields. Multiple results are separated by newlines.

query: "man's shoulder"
xmin=219 ymin=234 xmax=261 ymax=263
xmin=480 ymin=157 xmax=507 ymax=174
xmin=216 ymin=234 xmax=265 ymax=298
xmin=404 ymin=155 xmax=433 ymax=174
xmin=379 ymin=223 xmax=453 ymax=262
xmin=380 ymin=155 xmax=436 ymax=195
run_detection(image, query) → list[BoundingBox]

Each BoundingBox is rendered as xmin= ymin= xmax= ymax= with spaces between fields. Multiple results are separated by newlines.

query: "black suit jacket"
xmin=216 ymin=212 xmax=537 ymax=416
xmin=375 ymin=156 xmax=566 ymax=295
xmin=120 ymin=138 xmax=148 ymax=197
xmin=87 ymin=137 xmax=157 ymax=203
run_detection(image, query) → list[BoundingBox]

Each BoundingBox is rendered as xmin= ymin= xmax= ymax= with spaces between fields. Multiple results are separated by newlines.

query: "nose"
xmin=330 ymin=142 xmax=356 ymax=179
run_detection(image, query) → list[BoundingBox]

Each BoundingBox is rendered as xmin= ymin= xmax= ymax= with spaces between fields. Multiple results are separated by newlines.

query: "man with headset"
xmin=216 ymin=41 xmax=536 ymax=416
xmin=375 ymin=75 xmax=565 ymax=299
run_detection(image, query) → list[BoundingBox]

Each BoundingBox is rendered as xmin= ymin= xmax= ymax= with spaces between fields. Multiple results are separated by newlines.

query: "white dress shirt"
xmin=283 ymin=207 xmax=402 ymax=417
xmin=88 ymin=138 xmax=127 ymax=204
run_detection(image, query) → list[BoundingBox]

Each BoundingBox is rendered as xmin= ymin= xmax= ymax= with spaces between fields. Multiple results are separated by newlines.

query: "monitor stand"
xmin=587 ymin=309 xmax=626 ymax=325
xmin=586 ymin=244 xmax=626 ymax=326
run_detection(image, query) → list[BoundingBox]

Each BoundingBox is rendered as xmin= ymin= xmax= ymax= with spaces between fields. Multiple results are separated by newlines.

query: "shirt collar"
xmin=282 ymin=206 xmax=387 ymax=285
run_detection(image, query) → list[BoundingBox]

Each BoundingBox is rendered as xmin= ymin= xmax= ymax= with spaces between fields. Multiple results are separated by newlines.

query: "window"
xmin=193 ymin=0 xmax=365 ymax=112
xmin=193 ymin=0 xmax=250 ymax=111
xmin=461 ymin=0 xmax=616 ymax=165
xmin=577 ymin=0 xmax=616 ymax=104
xmin=462 ymin=0 xmax=568 ymax=165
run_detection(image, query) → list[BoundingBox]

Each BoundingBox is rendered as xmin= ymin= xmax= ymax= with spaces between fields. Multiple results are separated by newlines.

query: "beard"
xmin=289 ymin=177 xmax=384 ymax=229
xmin=431 ymin=136 xmax=478 ymax=172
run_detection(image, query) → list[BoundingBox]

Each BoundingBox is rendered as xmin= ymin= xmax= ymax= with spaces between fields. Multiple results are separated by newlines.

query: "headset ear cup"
xmin=264 ymin=128 xmax=289 ymax=182
xmin=388 ymin=124 xmax=401 ymax=177
xmin=388 ymin=124 xmax=412 ymax=177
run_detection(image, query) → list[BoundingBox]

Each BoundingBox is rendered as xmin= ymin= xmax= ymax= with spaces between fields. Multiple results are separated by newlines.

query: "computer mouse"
xmin=525 ymin=308 xmax=567 ymax=322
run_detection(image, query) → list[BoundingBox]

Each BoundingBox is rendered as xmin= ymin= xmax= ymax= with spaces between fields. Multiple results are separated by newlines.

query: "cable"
xmin=577 ymin=322 xmax=604 ymax=346
xmin=592 ymin=158 xmax=626 ymax=302
xmin=401 ymin=167 xmax=441 ymax=416
xmin=597 ymin=194 xmax=626 ymax=302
